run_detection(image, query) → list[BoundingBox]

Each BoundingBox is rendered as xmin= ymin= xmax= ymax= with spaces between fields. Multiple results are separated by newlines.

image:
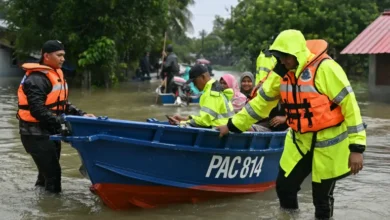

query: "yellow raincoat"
xmin=184 ymin=79 xmax=234 ymax=128
xmin=231 ymin=30 xmax=366 ymax=183
xmin=255 ymin=51 xmax=277 ymax=85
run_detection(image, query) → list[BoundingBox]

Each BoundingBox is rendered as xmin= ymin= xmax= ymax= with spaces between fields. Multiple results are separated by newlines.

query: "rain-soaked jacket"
xmin=255 ymin=50 xmax=277 ymax=85
xmin=183 ymin=79 xmax=234 ymax=128
xmin=228 ymin=30 xmax=366 ymax=183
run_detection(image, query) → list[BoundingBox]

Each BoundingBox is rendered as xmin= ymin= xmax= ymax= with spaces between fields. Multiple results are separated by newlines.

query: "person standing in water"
xmin=17 ymin=40 xmax=95 ymax=193
xmin=217 ymin=30 xmax=366 ymax=219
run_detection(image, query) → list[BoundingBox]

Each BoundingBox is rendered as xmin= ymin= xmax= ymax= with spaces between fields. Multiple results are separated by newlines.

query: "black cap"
xmin=186 ymin=64 xmax=208 ymax=84
xmin=42 ymin=40 xmax=65 ymax=54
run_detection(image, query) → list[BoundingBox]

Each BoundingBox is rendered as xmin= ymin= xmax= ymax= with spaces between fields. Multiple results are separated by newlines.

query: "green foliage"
xmin=222 ymin=0 xmax=387 ymax=73
xmin=170 ymin=16 xmax=232 ymax=66
xmin=78 ymin=37 xmax=116 ymax=67
xmin=77 ymin=37 xmax=118 ymax=87
xmin=167 ymin=0 xmax=195 ymax=38
xmin=2 ymin=0 xmax=193 ymax=87
xmin=375 ymin=0 xmax=390 ymax=12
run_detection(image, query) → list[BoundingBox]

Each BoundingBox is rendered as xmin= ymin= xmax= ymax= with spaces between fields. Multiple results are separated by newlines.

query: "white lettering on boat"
xmin=205 ymin=155 xmax=264 ymax=179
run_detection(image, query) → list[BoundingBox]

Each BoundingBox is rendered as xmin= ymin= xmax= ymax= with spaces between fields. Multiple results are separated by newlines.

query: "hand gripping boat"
xmin=51 ymin=116 xmax=287 ymax=210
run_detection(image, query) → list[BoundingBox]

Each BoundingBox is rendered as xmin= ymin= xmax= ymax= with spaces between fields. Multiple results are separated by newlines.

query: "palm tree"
xmin=167 ymin=0 xmax=194 ymax=38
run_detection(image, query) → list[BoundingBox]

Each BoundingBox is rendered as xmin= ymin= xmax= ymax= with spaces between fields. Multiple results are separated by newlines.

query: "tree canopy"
xmin=187 ymin=0 xmax=389 ymax=75
xmin=1 ymin=0 xmax=193 ymax=87
xmin=221 ymin=0 xmax=381 ymax=72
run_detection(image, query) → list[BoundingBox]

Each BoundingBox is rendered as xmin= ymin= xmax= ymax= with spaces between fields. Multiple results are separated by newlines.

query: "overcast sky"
xmin=187 ymin=0 xmax=238 ymax=38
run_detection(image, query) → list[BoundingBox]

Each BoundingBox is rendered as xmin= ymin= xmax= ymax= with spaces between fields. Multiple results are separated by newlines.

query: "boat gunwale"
xmin=63 ymin=115 xmax=288 ymax=138
xmin=55 ymin=133 xmax=284 ymax=154
xmin=53 ymin=115 xmax=286 ymax=153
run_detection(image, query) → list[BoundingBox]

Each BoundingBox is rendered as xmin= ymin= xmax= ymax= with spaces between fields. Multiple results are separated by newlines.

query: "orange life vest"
xmin=280 ymin=40 xmax=344 ymax=133
xmin=17 ymin=63 xmax=68 ymax=123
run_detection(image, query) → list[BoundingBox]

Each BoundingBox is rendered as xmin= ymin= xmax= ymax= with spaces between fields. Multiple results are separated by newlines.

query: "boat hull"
xmin=52 ymin=116 xmax=286 ymax=210
xmin=90 ymin=182 xmax=275 ymax=210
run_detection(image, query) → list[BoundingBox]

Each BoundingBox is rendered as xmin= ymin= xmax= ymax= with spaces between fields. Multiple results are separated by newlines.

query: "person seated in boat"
xmin=160 ymin=66 xmax=201 ymax=106
xmin=220 ymin=74 xmax=247 ymax=113
xmin=248 ymin=72 xmax=288 ymax=132
xmin=239 ymin=72 xmax=255 ymax=98
xmin=249 ymin=102 xmax=288 ymax=132
xmin=169 ymin=64 xmax=235 ymax=128
xmin=172 ymin=65 xmax=204 ymax=106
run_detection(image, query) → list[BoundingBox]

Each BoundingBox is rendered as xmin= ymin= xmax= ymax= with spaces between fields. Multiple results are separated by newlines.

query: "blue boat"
xmin=157 ymin=92 xmax=200 ymax=106
xmin=155 ymin=76 xmax=201 ymax=106
xmin=51 ymin=115 xmax=286 ymax=210
xmin=155 ymin=86 xmax=200 ymax=106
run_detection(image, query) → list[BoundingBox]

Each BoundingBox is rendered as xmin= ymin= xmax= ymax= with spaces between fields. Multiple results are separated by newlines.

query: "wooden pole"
xmin=156 ymin=32 xmax=168 ymax=104
xmin=162 ymin=32 xmax=168 ymax=93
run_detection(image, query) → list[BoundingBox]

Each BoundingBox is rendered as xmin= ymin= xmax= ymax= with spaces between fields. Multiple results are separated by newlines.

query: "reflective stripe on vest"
xmin=17 ymin=63 xmax=68 ymax=123
xmin=348 ymin=123 xmax=366 ymax=134
xmin=314 ymin=123 xmax=366 ymax=148
xmin=257 ymin=66 xmax=271 ymax=74
xmin=244 ymin=103 xmax=263 ymax=121
xmin=332 ymin=86 xmax=353 ymax=105
xmin=280 ymin=40 xmax=345 ymax=133
xmin=199 ymin=94 xmax=234 ymax=120
xmin=315 ymin=131 xmax=348 ymax=148
xmin=280 ymin=84 xmax=317 ymax=93
xmin=258 ymin=87 xmax=280 ymax=101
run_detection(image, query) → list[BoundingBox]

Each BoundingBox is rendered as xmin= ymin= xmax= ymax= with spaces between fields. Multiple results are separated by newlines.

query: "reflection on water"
xmin=0 ymin=72 xmax=389 ymax=220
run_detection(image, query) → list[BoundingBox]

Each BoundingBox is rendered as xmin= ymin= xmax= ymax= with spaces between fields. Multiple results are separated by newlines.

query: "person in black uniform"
xmin=17 ymin=40 xmax=95 ymax=193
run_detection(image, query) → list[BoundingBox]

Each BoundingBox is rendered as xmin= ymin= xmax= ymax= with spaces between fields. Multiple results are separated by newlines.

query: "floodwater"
xmin=0 ymin=71 xmax=389 ymax=220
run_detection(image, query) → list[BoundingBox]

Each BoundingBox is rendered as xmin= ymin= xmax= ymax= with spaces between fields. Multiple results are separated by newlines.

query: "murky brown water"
xmin=0 ymin=72 xmax=389 ymax=220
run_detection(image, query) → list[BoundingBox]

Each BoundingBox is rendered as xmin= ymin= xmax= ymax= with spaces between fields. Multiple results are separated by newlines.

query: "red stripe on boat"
xmin=90 ymin=182 xmax=275 ymax=210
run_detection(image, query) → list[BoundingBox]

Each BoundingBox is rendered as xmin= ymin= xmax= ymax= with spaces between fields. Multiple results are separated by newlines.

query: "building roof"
xmin=341 ymin=10 xmax=390 ymax=54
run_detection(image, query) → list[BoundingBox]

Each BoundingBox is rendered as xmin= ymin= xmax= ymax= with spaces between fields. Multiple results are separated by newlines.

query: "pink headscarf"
xmin=221 ymin=74 xmax=248 ymax=112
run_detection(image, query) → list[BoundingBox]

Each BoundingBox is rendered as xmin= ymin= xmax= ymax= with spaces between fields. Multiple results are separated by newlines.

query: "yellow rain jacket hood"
xmin=270 ymin=30 xmax=312 ymax=75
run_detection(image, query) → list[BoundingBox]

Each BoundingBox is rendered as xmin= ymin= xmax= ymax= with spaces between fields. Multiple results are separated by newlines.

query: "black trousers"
xmin=165 ymin=73 xmax=174 ymax=93
xmin=20 ymin=135 xmax=62 ymax=193
xmin=276 ymin=150 xmax=336 ymax=219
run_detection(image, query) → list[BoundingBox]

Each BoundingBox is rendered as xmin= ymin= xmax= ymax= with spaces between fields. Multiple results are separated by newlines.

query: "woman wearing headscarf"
xmin=239 ymin=72 xmax=254 ymax=98
xmin=220 ymin=74 xmax=247 ymax=112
